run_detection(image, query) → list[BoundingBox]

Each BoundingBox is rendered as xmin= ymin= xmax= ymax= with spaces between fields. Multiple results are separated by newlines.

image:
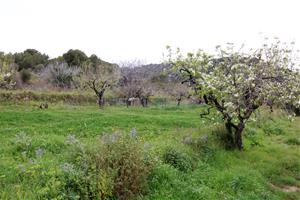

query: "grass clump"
xmin=262 ymin=122 xmax=285 ymax=135
xmin=285 ymin=137 xmax=300 ymax=146
xmin=211 ymin=125 xmax=235 ymax=149
xmin=163 ymin=147 xmax=193 ymax=172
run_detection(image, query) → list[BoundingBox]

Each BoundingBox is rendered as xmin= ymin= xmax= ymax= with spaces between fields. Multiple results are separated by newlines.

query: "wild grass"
xmin=0 ymin=103 xmax=299 ymax=199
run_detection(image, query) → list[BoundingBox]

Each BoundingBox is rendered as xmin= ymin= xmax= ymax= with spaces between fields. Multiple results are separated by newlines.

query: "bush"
xmin=285 ymin=137 xmax=300 ymax=145
xmin=0 ymin=71 xmax=15 ymax=89
xmin=64 ymin=133 xmax=153 ymax=200
xmin=0 ymin=90 xmax=95 ymax=104
xmin=98 ymin=133 xmax=153 ymax=200
xmin=43 ymin=62 xmax=80 ymax=88
xmin=183 ymin=134 xmax=208 ymax=149
xmin=244 ymin=128 xmax=263 ymax=147
xmin=262 ymin=122 xmax=284 ymax=135
xmin=20 ymin=69 xmax=32 ymax=83
xmin=163 ymin=147 xmax=193 ymax=172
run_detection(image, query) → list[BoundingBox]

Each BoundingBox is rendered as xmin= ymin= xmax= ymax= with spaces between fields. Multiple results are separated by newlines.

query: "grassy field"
xmin=0 ymin=103 xmax=299 ymax=199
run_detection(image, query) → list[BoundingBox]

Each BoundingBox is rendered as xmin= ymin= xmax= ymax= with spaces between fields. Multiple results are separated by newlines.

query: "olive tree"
xmin=63 ymin=49 xmax=88 ymax=67
xmin=14 ymin=49 xmax=48 ymax=71
xmin=167 ymin=39 xmax=300 ymax=150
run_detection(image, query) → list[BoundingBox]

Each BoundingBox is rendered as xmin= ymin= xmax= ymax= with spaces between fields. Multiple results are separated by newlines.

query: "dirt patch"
xmin=270 ymin=183 xmax=299 ymax=192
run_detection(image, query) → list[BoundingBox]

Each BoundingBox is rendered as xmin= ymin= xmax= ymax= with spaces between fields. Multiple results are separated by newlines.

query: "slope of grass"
xmin=0 ymin=103 xmax=299 ymax=199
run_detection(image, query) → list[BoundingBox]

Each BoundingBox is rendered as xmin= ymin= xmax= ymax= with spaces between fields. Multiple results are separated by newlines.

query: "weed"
xmin=163 ymin=147 xmax=193 ymax=172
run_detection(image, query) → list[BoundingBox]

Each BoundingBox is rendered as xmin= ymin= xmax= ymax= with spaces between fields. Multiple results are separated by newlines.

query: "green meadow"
xmin=0 ymin=103 xmax=299 ymax=199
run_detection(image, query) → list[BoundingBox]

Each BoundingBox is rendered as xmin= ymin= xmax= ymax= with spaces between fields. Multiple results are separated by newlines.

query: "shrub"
xmin=188 ymin=135 xmax=208 ymax=149
xmin=43 ymin=62 xmax=80 ymax=88
xmin=20 ymin=69 xmax=32 ymax=83
xmin=163 ymin=147 xmax=193 ymax=172
xmin=0 ymin=71 xmax=15 ymax=89
xmin=64 ymin=133 xmax=153 ymax=200
xmin=244 ymin=128 xmax=263 ymax=147
xmin=285 ymin=137 xmax=300 ymax=145
xmin=262 ymin=122 xmax=284 ymax=135
xmin=97 ymin=133 xmax=153 ymax=200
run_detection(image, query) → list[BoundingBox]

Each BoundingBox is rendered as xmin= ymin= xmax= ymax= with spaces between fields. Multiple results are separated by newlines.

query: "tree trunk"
xmin=234 ymin=122 xmax=245 ymax=150
xmin=97 ymin=91 xmax=105 ymax=108
xmin=225 ymin=121 xmax=235 ymax=149
xmin=126 ymin=99 xmax=130 ymax=107
xmin=140 ymin=97 xmax=148 ymax=107
xmin=177 ymin=98 xmax=181 ymax=106
xmin=224 ymin=120 xmax=245 ymax=150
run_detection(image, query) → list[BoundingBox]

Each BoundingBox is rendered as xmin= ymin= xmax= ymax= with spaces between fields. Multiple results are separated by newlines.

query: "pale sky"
xmin=0 ymin=0 xmax=300 ymax=64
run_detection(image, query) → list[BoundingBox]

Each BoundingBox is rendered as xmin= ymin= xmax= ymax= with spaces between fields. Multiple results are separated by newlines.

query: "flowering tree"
xmin=167 ymin=39 xmax=300 ymax=150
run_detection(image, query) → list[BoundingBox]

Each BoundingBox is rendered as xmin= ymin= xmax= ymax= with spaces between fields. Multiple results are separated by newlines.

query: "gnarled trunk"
xmin=234 ymin=122 xmax=245 ymax=150
xmin=177 ymin=98 xmax=181 ymax=107
xmin=140 ymin=97 xmax=149 ymax=107
xmin=97 ymin=90 xmax=105 ymax=108
xmin=225 ymin=120 xmax=245 ymax=150
xmin=225 ymin=121 xmax=235 ymax=149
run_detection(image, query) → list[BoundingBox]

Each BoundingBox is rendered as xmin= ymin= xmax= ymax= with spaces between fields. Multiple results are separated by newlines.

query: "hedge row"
xmin=0 ymin=90 xmax=95 ymax=104
xmin=0 ymin=90 xmax=170 ymax=106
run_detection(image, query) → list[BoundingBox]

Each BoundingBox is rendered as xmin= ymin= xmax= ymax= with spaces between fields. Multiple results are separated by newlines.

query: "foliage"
xmin=0 ymin=53 xmax=16 ymax=89
xmin=167 ymin=39 xmax=300 ymax=149
xmin=98 ymin=133 xmax=154 ymax=200
xmin=163 ymin=147 xmax=193 ymax=172
xmin=0 ymin=71 xmax=15 ymax=89
xmin=20 ymin=69 xmax=32 ymax=83
xmin=262 ymin=122 xmax=285 ymax=135
xmin=43 ymin=62 xmax=81 ymax=88
xmin=0 ymin=90 xmax=95 ymax=104
xmin=285 ymin=137 xmax=300 ymax=145
xmin=14 ymin=49 xmax=48 ymax=71
xmin=63 ymin=133 xmax=153 ymax=200
xmin=63 ymin=49 xmax=88 ymax=67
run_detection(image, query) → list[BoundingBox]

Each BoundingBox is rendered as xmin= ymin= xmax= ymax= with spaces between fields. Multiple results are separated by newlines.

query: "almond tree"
xmin=118 ymin=60 xmax=153 ymax=107
xmin=81 ymin=62 xmax=120 ymax=108
xmin=167 ymin=39 xmax=300 ymax=150
xmin=167 ymin=83 xmax=190 ymax=106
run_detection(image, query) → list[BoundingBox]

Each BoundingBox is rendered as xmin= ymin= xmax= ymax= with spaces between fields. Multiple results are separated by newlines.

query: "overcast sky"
xmin=0 ymin=0 xmax=299 ymax=64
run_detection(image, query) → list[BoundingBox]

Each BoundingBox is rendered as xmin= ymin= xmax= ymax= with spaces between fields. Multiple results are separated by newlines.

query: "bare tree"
xmin=81 ymin=62 xmax=120 ymax=108
xmin=167 ymin=83 xmax=190 ymax=106
xmin=86 ymin=79 xmax=111 ymax=107
xmin=118 ymin=60 xmax=153 ymax=107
